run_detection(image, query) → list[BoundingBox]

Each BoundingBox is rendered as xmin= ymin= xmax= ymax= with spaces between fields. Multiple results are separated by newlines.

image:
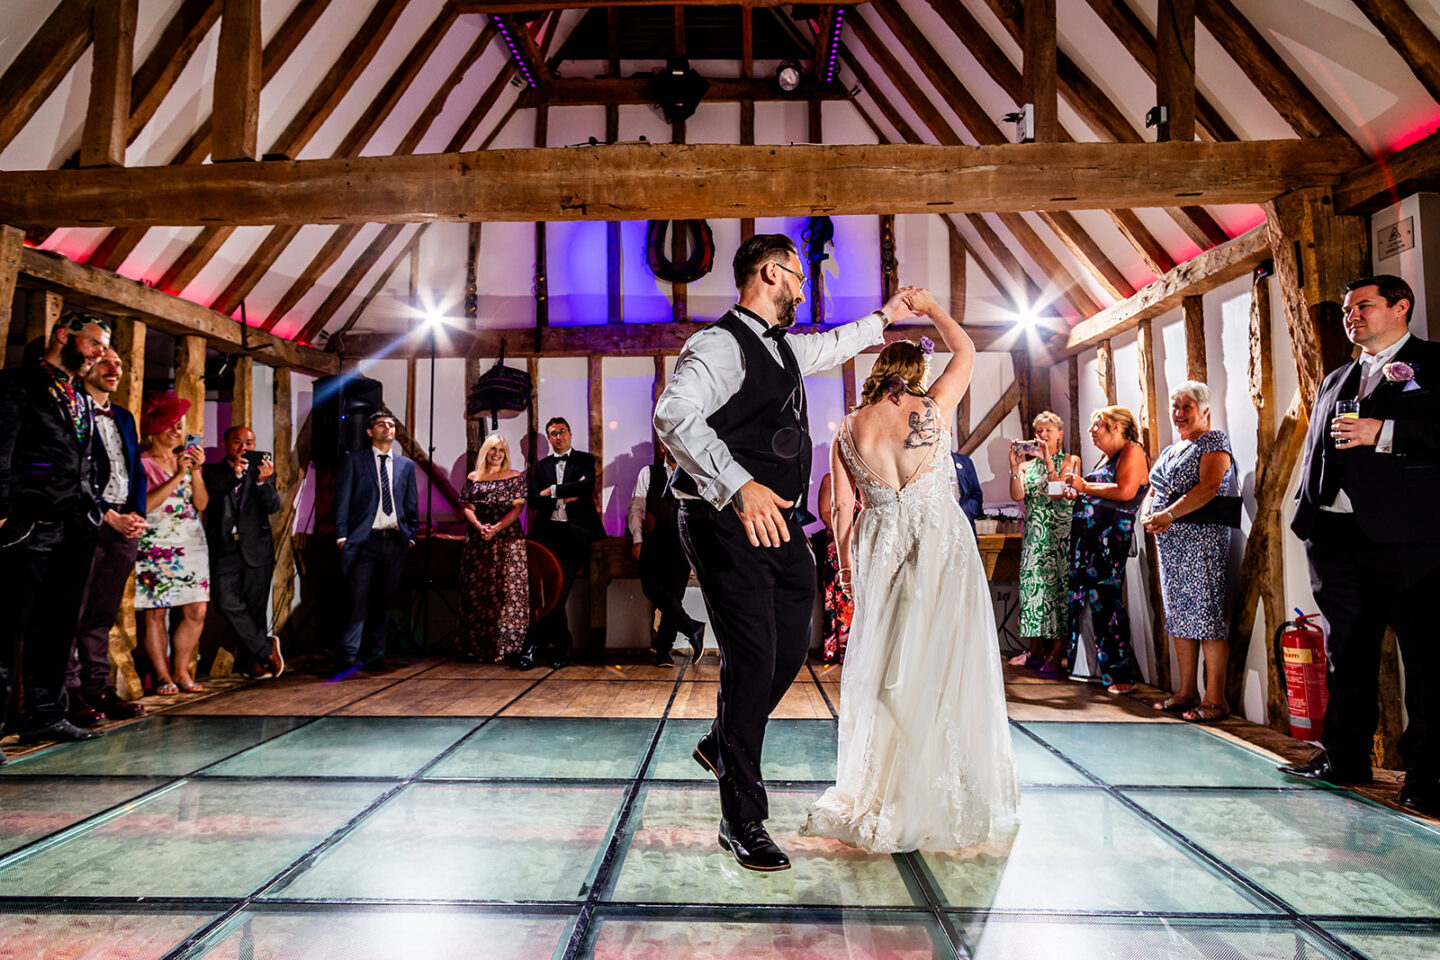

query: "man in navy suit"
xmin=1280 ymin=274 xmax=1440 ymax=817
xmin=68 ymin=346 xmax=148 ymax=727
xmin=951 ymin=450 xmax=983 ymax=530
xmin=334 ymin=412 xmax=418 ymax=673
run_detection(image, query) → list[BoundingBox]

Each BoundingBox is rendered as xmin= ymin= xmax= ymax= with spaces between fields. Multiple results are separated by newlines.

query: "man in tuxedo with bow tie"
xmin=524 ymin=417 xmax=604 ymax=669
xmin=334 ymin=412 xmax=419 ymax=674
xmin=1280 ymin=274 xmax=1440 ymax=816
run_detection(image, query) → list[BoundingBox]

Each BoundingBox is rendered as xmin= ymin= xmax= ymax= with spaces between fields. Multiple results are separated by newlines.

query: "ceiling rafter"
xmin=0 ymin=0 xmax=95 ymax=155
xmin=85 ymin=0 xmax=336 ymax=272
xmin=325 ymin=225 xmax=430 ymax=349
xmin=854 ymin=4 xmax=1114 ymax=312
xmin=154 ymin=0 xmax=417 ymax=297
xmin=291 ymin=60 xmax=522 ymax=343
xmin=210 ymin=7 xmax=470 ymax=319
xmin=1347 ymin=0 xmax=1440 ymax=106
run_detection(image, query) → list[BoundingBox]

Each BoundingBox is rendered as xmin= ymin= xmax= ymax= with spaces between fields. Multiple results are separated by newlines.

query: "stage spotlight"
xmin=776 ymin=60 xmax=803 ymax=94
xmin=424 ymin=309 xmax=446 ymax=329
xmin=649 ymin=58 xmax=709 ymax=125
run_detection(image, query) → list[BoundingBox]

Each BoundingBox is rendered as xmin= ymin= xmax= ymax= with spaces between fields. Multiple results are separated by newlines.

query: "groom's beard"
xmin=774 ymin=290 xmax=799 ymax=329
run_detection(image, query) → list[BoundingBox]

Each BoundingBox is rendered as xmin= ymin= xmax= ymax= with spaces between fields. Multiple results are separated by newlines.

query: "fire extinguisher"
xmin=1275 ymin=610 xmax=1328 ymax=741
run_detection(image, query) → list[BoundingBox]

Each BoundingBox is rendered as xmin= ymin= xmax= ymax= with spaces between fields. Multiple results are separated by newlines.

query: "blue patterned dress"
xmin=1150 ymin=430 xmax=1236 ymax=639
xmin=1066 ymin=446 xmax=1148 ymax=686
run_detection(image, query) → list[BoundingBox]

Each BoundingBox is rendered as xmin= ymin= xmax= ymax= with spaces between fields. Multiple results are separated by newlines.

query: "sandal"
xmin=156 ymin=681 xmax=179 ymax=695
xmin=1106 ymin=683 xmax=1135 ymax=695
xmin=1183 ymin=704 xmax=1229 ymax=723
xmin=176 ymin=681 xmax=205 ymax=693
xmin=1007 ymin=652 xmax=1035 ymax=667
xmin=1153 ymin=695 xmax=1201 ymax=714
xmin=1031 ymin=660 xmax=1065 ymax=679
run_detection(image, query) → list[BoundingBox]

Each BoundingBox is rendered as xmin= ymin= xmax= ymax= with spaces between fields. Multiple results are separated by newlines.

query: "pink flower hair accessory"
xmin=1383 ymin=360 xmax=1415 ymax=382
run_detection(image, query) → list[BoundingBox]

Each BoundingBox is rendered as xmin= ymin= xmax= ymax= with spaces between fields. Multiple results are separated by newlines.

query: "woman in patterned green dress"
xmin=1006 ymin=412 xmax=1080 ymax=676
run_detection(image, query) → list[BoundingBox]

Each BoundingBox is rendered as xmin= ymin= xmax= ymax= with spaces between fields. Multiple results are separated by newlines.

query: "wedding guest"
xmin=1140 ymin=382 xmax=1238 ymax=723
xmin=201 ymin=426 xmax=283 ymax=682
xmin=815 ymin=473 xmax=853 ymax=664
xmin=0 ymin=312 xmax=111 ymax=748
xmin=68 ymin=347 xmax=147 ymax=726
xmin=951 ymin=451 xmax=983 ymax=530
xmin=627 ymin=442 xmax=704 ymax=666
xmin=1007 ymin=411 xmax=1080 ymax=678
xmin=1064 ymin=406 xmax=1149 ymax=694
xmin=458 ymin=434 xmax=528 ymax=663
xmin=136 ymin=393 xmax=210 ymax=695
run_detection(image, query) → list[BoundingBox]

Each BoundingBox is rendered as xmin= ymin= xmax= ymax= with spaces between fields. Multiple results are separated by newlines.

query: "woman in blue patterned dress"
xmin=1140 ymin=381 xmax=1238 ymax=723
xmin=1064 ymin=406 xmax=1149 ymax=693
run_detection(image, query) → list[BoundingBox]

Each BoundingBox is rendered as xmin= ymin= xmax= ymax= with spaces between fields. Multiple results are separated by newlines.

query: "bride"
xmin=801 ymin=288 xmax=1018 ymax=853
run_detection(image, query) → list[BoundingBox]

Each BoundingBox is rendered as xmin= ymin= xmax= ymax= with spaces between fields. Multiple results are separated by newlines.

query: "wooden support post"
xmin=213 ymin=0 xmax=261 ymax=161
xmin=534 ymin=106 xmax=549 ymax=335
xmin=739 ymin=5 xmax=754 ymax=243
xmin=111 ymin=317 xmax=145 ymax=418
xmin=526 ymin=357 xmax=539 ymax=469
xmin=879 ymin=214 xmax=898 ymax=302
xmin=0 ymin=225 xmax=22 ymax=366
xmin=25 ymin=289 xmax=63 ymax=345
xmin=82 ymin=0 xmax=136 ymax=168
xmin=465 ymin=357 xmax=482 ymax=471
xmin=959 ymin=379 xmax=1021 ymax=457
xmin=1183 ymin=294 xmax=1207 ymax=381
xmin=1067 ymin=355 xmax=1081 ymax=453
xmin=231 ymin=354 xmax=253 ymax=430
xmin=652 ymin=354 xmax=665 ymax=460
xmin=174 ymin=335 xmax=206 ymax=436
xmin=271 ymin=369 xmax=312 ymax=642
xmin=1013 ymin=350 xmax=1031 ymax=439
xmin=1137 ymin=317 xmax=1171 ymax=690
xmin=588 ymin=353 xmax=604 ymax=515
xmin=1155 ymin=0 xmax=1196 ymax=143
xmin=1022 ymin=0 xmax=1058 ymax=142
xmin=1247 ymin=270 xmax=1288 ymax=731
xmin=1095 ymin=338 xmax=1117 ymax=405
xmin=948 ymin=222 xmax=967 ymax=323
xmin=1264 ymin=187 xmax=1370 ymax=416
xmin=842 ymin=358 xmax=857 ymax=415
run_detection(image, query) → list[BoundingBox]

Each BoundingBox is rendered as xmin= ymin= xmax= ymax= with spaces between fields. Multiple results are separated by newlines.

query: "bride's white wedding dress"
xmin=801 ymin=402 xmax=1018 ymax=853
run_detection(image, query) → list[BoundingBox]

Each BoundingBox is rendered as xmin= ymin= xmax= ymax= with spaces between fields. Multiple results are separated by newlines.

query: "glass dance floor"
xmin=0 ymin=660 xmax=1437 ymax=959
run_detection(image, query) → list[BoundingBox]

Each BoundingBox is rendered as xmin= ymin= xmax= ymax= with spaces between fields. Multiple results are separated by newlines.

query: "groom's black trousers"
xmin=679 ymin=501 xmax=815 ymax=825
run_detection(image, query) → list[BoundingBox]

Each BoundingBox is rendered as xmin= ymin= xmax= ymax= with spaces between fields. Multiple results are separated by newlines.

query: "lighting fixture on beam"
xmin=492 ymin=15 xmax=539 ymax=88
xmin=776 ymin=60 xmax=803 ymax=94
xmin=822 ymin=7 xmax=846 ymax=84
xmin=649 ymin=58 xmax=709 ymax=125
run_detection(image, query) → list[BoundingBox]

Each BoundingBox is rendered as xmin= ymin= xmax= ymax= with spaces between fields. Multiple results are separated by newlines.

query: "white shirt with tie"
xmin=92 ymin=403 xmax=129 ymax=507
xmin=370 ymin=444 xmax=400 ymax=531
xmin=1323 ymin=331 xmax=1408 ymax=513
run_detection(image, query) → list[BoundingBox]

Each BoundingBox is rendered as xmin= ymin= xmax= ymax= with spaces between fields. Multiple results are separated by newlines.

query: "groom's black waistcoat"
xmin=673 ymin=310 xmax=811 ymax=508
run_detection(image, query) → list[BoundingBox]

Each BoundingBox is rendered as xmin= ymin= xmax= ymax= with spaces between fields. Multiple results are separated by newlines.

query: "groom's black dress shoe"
xmin=693 ymin=736 xmax=719 ymax=778
xmin=1399 ymin=777 xmax=1440 ymax=818
xmin=686 ymin=623 xmax=706 ymax=661
xmin=1276 ymin=750 xmax=1373 ymax=784
xmin=718 ymin=819 xmax=791 ymax=871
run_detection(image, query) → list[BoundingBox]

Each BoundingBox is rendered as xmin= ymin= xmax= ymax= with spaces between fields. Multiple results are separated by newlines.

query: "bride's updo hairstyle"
xmin=858 ymin=340 xmax=928 ymax=408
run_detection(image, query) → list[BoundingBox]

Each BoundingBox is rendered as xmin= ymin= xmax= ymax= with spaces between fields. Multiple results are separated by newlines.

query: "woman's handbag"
xmin=1169 ymin=450 xmax=1243 ymax=528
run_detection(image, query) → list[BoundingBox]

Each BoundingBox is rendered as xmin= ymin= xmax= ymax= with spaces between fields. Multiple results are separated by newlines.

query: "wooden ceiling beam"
xmin=1023 ymin=0 xmax=1059 ymax=143
xmin=1155 ymin=0 xmax=1196 ymax=143
xmin=0 ymin=0 xmax=95 ymax=154
xmin=86 ymin=0 xmax=335 ymax=272
xmin=326 ymin=226 xmax=431 ymax=347
xmin=1349 ymin=0 xmax=1440 ymax=105
xmin=16 ymin=246 xmax=337 ymax=374
xmin=2 ymin=139 xmax=1359 ymax=231
xmin=1195 ymin=0 xmax=1353 ymax=142
xmin=212 ymin=0 xmax=262 ymax=162
xmin=517 ymin=76 xmax=846 ymax=107
xmin=1336 ymin=128 xmax=1440 ymax=213
xmin=81 ymin=0 xmax=138 ymax=168
xmin=450 ymin=0 xmax=859 ymax=8
xmin=1064 ymin=224 xmax=1269 ymax=354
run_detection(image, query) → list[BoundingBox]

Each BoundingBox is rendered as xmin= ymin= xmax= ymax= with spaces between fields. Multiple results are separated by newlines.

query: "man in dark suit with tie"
xmin=333 ymin=412 xmax=419 ymax=674
xmin=202 ymin=425 xmax=283 ymax=682
xmin=68 ymin=346 xmax=148 ymax=727
xmin=523 ymin=417 xmax=605 ymax=669
xmin=1279 ymin=274 xmax=1440 ymax=817
xmin=0 ymin=312 xmax=112 ymax=752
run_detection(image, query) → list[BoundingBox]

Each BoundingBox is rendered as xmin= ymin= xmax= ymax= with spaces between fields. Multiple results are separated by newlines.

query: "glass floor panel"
xmin=603 ymin=786 xmax=917 ymax=906
xmin=271 ymin=783 xmax=625 ymax=902
xmin=918 ymin=789 xmax=1269 ymax=914
xmin=183 ymin=907 xmax=576 ymax=960
xmin=0 ymin=777 xmax=163 ymax=857
xmin=583 ymin=910 xmax=953 ymax=959
xmin=200 ymin=717 xmax=480 ymax=778
xmin=1319 ymin=921 xmax=1440 ymax=959
xmin=1132 ymin=789 xmax=1440 ymax=918
xmin=0 ymin=779 xmax=389 ymax=898
xmin=1009 ymin=729 xmax=1087 ymax=785
xmin=646 ymin=719 xmax=838 ymax=782
xmin=0 ymin=716 xmax=309 ymax=777
xmin=1021 ymin=722 xmax=1296 ymax=787
xmin=0 ymin=908 xmax=217 ymax=960
xmin=427 ymin=717 xmax=658 ymax=779
xmin=953 ymin=915 xmax=1347 ymax=960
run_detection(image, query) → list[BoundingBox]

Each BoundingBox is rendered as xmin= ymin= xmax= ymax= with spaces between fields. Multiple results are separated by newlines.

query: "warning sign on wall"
xmin=1377 ymin=218 xmax=1415 ymax=260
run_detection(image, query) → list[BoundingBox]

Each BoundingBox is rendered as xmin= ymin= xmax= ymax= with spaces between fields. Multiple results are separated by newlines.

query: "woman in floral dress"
xmin=458 ymin=435 xmax=529 ymax=662
xmin=135 ymin=392 xmax=210 ymax=694
xmin=1006 ymin=411 xmax=1080 ymax=676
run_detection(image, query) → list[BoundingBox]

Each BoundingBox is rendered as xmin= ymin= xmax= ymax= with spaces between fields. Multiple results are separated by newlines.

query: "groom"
xmin=655 ymin=234 xmax=914 ymax=870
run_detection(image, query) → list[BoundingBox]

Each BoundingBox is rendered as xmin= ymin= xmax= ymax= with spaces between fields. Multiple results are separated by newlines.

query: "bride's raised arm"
xmin=829 ymin=431 xmax=858 ymax=597
xmin=909 ymin=288 xmax=975 ymax=414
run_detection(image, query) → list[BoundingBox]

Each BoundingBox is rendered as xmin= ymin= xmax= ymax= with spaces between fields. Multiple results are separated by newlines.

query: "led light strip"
xmin=493 ymin=16 xmax=539 ymax=89
xmin=823 ymin=7 xmax=846 ymax=85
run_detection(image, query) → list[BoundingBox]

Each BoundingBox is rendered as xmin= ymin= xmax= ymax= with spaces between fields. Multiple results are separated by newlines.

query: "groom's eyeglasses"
xmin=773 ymin=262 xmax=806 ymax=285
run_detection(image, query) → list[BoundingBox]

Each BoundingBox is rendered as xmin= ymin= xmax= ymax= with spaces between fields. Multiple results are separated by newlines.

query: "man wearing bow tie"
xmin=524 ymin=417 xmax=604 ymax=669
xmin=334 ymin=413 xmax=418 ymax=674
xmin=1281 ymin=274 xmax=1440 ymax=817
xmin=653 ymin=234 xmax=917 ymax=870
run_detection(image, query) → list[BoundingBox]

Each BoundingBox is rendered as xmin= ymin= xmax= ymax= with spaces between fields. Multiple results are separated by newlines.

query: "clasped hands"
xmin=1330 ymin=415 xmax=1381 ymax=448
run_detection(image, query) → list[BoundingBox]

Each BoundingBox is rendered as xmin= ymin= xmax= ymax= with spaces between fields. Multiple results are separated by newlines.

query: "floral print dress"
xmin=1150 ymin=430 xmax=1236 ymax=639
xmin=1017 ymin=453 xmax=1074 ymax=638
xmin=135 ymin=454 xmax=210 ymax=609
xmin=458 ymin=473 xmax=529 ymax=661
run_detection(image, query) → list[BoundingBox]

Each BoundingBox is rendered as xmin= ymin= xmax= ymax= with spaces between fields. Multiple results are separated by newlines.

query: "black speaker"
xmin=311 ymin=373 xmax=385 ymax=468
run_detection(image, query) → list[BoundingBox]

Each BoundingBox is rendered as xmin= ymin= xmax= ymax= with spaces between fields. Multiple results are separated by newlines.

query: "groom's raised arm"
xmin=654 ymin=328 xmax=752 ymax=510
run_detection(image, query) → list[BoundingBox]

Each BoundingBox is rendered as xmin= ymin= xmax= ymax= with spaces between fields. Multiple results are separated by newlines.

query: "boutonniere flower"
xmin=1383 ymin=361 xmax=1415 ymax=382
